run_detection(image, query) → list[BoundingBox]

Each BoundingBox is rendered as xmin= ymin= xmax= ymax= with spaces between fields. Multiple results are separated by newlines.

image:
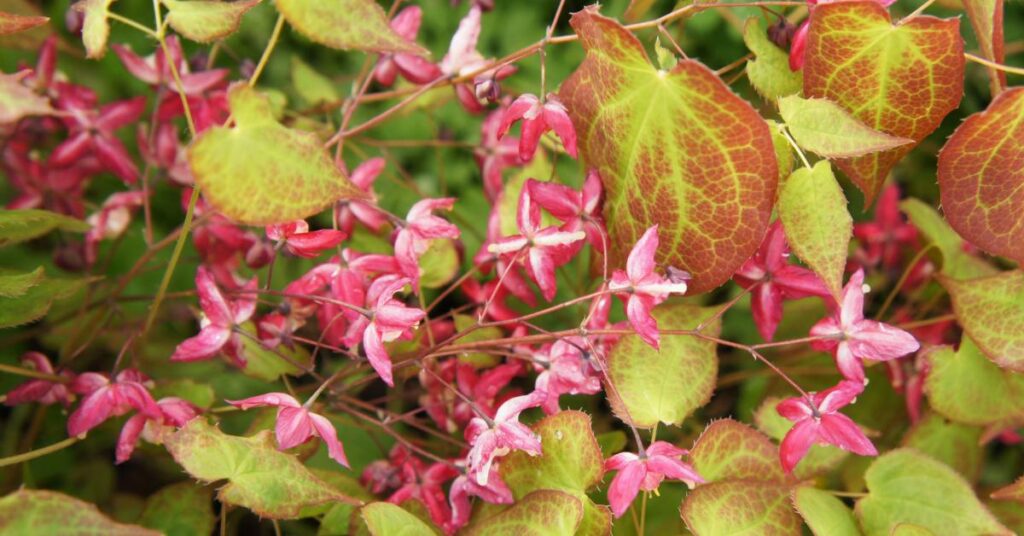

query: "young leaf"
xmin=689 ymin=418 xmax=788 ymax=483
xmin=274 ymin=0 xmax=426 ymax=54
xmin=0 ymin=266 xmax=43 ymax=298
xmin=0 ymin=209 xmax=90 ymax=247
xmin=792 ymin=486 xmax=861 ymax=536
xmin=901 ymin=413 xmax=983 ymax=482
xmin=162 ymin=0 xmax=260 ymax=43
xmin=939 ymin=271 xmax=1024 ymax=371
xmin=72 ymin=0 xmax=115 ymax=59
xmin=0 ymin=71 xmax=55 ymax=124
xmin=291 ymin=56 xmax=339 ymax=107
xmin=937 ymin=87 xmax=1024 ymax=265
xmin=856 ymin=449 xmax=1010 ymax=535
xmin=804 ymin=1 xmax=964 ymax=203
xmin=463 ymin=490 xmax=583 ymax=536
xmin=0 ymin=11 xmax=48 ymax=34
xmin=0 ymin=272 xmax=86 ymax=328
xmin=962 ymin=0 xmax=1006 ymax=91
xmin=0 ymin=489 xmax=161 ymax=535
xmin=559 ymin=6 xmax=778 ymax=293
xmin=681 ymin=480 xmax=801 ymax=536
xmin=743 ymin=17 xmax=802 ymax=100
xmin=924 ymin=338 xmax=1024 ymax=426
xmin=778 ymin=95 xmax=913 ymax=159
xmin=357 ymin=502 xmax=436 ymax=536
xmin=778 ymin=160 xmax=852 ymax=298
xmin=606 ymin=303 xmax=719 ymax=428
xmin=138 ymin=482 xmax=216 ymax=536
xmin=900 ymin=199 xmax=997 ymax=280
xmin=188 ymin=83 xmax=367 ymax=225
xmin=164 ymin=418 xmax=360 ymax=519
xmin=992 ymin=477 xmax=1024 ymax=503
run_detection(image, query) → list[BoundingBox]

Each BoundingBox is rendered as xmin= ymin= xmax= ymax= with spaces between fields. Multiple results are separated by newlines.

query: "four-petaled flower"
xmin=605 ymin=441 xmax=704 ymax=518
xmin=448 ymin=465 xmax=513 ymax=533
xmin=497 ymin=93 xmax=578 ymax=161
xmin=465 ymin=391 xmax=545 ymax=485
xmin=228 ymin=392 xmax=350 ymax=467
xmin=526 ymin=170 xmax=605 ymax=253
xmin=809 ymin=269 xmax=920 ymax=383
xmin=170 ymin=266 xmax=257 ymax=367
xmin=608 ymin=226 xmax=689 ymax=349
xmin=266 ymin=220 xmax=347 ymax=258
xmin=347 ymin=275 xmax=426 ymax=387
xmin=776 ymin=380 xmax=877 ymax=472
xmin=67 ymin=369 xmax=161 ymax=437
xmin=51 ymin=94 xmax=147 ymax=183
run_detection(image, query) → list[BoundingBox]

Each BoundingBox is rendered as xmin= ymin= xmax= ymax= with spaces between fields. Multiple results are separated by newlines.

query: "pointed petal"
xmin=839 ymin=269 xmax=866 ymax=327
xmin=275 ymin=406 xmax=313 ymax=450
xmin=285 ymin=229 xmax=347 ymax=258
xmin=309 ymin=412 xmax=350 ymax=467
xmin=394 ymin=53 xmax=441 ymax=84
xmin=526 ymin=179 xmax=579 ymax=221
xmin=626 ymin=295 xmax=660 ymax=349
xmin=67 ymin=390 xmax=114 ymax=436
xmin=834 ymin=342 xmax=866 ymax=384
xmin=496 ymin=94 xmax=537 ymax=140
xmin=363 ymin=326 xmax=395 ymax=386
xmin=115 ymin=413 xmax=148 ymax=464
xmin=647 ymin=456 xmax=704 ymax=486
xmin=608 ymin=461 xmax=646 ymax=518
xmin=195 ymin=266 xmax=232 ymax=325
xmin=849 ymin=321 xmax=920 ymax=362
xmin=227 ymin=392 xmax=301 ymax=410
xmin=819 ymin=413 xmax=877 ymax=456
xmin=542 ymin=101 xmax=577 ymax=158
xmin=170 ymin=326 xmax=231 ymax=362
xmin=528 ymin=248 xmax=558 ymax=302
xmin=627 ymin=226 xmax=659 ymax=282
xmin=751 ymin=283 xmax=784 ymax=342
xmin=779 ymin=419 xmax=817 ymax=473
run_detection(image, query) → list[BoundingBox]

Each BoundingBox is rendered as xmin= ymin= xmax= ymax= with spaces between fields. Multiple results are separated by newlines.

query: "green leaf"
xmin=769 ymin=120 xmax=795 ymax=182
xmin=0 ymin=266 xmax=43 ymax=298
xmin=188 ymin=82 xmax=367 ymax=225
xmin=72 ymin=0 xmax=114 ymax=58
xmin=606 ymin=303 xmax=719 ymax=428
xmin=923 ymin=338 xmax=1024 ymax=426
xmin=803 ymin=1 xmax=964 ymax=203
xmin=900 ymin=199 xmax=997 ymax=280
xmin=939 ymin=271 xmax=1024 ymax=371
xmin=138 ymin=482 xmax=216 ymax=536
xmin=0 ymin=489 xmax=161 ymax=535
xmin=0 ymin=272 xmax=86 ymax=328
xmin=681 ymin=480 xmax=801 ymax=536
xmin=274 ymin=0 xmax=426 ymax=54
xmin=162 ymin=0 xmax=259 ymax=43
xmin=451 ymin=314 xmax=503 ymax=368
xmin=0 ymin=10 xmax=48 ymax=34
xmin=291 ymin=56 xmax=339 ymax=106
xmin=357 ymin=502 xmax=436 ymax=536
xmin=463 ymin=490 xmax=583 ymax=536
xmin=301 ymin=468 xmax=372 ymax=521
xmin=417 ymin=239 xmax=459 ymax=289
xmin=754 ymin=396 xmax=848 ymax=479
xmin=654 ymin=37 xmax=678 ymax=71
xmin=778 ymin=160 xmax=852 ymax=298
xmin=793 ymin=486 xmax=861 ymax=536
xmin=0 ymin=72 xmax=54 ymax=125
xmin=743 ymin=17 xmax=802 ymax=100
xmin=238 ymin=321 xmax=313 ymax=381
xmin=690 ymin=418 xmax=787 ymax=483
xmin=151 ymin=378 xmax=216 ymax=409
xmin=778 ymin=95 xmax=913 ymax=159
xmin=0 ymin=209 xmax=90 ymax=247
xmin=164 ymin=418 xmax=359 ymax=519
xmin=559 ymin=7 xmax=778 ymax=293
xmin=856 ymin=449 xmax=1009 ymax=535
xmin=891 ymin=525 xmax=936 ymax=536
xmin=901 ymin=413 xmax=983 ymax=482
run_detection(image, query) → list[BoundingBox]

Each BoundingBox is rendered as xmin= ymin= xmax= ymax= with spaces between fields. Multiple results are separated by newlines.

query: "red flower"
xmin=67 ymin=370 xmax=161 ymax=437
xmin=526 ymin=169 xmax=606 ymax=253
xmin=394 ymin=198 xmax=461 ymax=284
xmin=605 ymin=441 xmax=704 ymax=518
xmin=266 ymin=220 xmax=347 ymax=258
xmin=229 ymin=392 xmax=350 ymax=467
xmin=170 ymin=266 xmax=257 ymax=367
xmin=373 ymin=6 xmax=441 ymax=87
xmin=853 ymin=184 xmax=919 ymax=270
xmin=51 ymin=94 xmax=147 ymax=184
xmin=497 ymin=93 xmax=578 ymax=161
xmin=777 ymin=380 xmax=876 ymax=472
xmin=84 ymin=191 xmax=147 ymax=265
xmin=346 ymin=275 xmax=425 ymax=386
xmin=336 ymin=157 xmax=388 ymax=234
xmin=465 ymin=391 xmax=545 ymax=485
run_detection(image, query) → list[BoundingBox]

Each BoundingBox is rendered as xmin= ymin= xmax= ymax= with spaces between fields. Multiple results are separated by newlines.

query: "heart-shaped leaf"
xmin=274 ymin=0 xmax=425 ymax=54
xmin=937 ymin=87 xmax=1024 ymax=265
xmin=463 ymin=490 xmax=583 ymax=536
xmin=804 ymin=1 xmax=964 ymax=203
xmin=690 ymin=419 xmax=788 ymax=483
xmin=778 ymin=95 xmax=913 ymax=159
xmin=939 ymin=270 xmax=1024 ymax=371
xmin=162 ymin=0 xmax=260 ymax=43
xmin=560 ymin=6 xmax=778 ymax=293
xmin=743 ymin=17 xmax=802 ymax=100
xmin=924 ymin=338 xmax=1024 ymax=426
xmin=0 ymin=270 xmax=86 ymax=328
xmin=188 ymin=82 xmax=366 ymax=225
xmin=681 ymin=480 xmax=801 ymax=536
xmin=357 ymin=502 xmax=436 ymax=536
xmin=793 ymin=486 xmax=861 ymax=536
xmin=0 ymin=489 xmax=161 ymax=535
xmin=901 ymin=413 xmax=983 ymax=482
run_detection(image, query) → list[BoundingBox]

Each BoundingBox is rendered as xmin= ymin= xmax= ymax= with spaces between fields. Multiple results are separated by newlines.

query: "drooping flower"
xmin=497 ymin=93 xmax=578 ymax=161
xmin=84 ymin=191 xmax=147 ymax=265
xmin=476 ymin=108 xmax=527 ymax=201
xmin=228 ymin=392 xmax=350 ymax=467
xmin=394 ymin=198 xmax=461 ymax=284
xmin=336 ymin=157 xmax=388 ymax=234
xmin=533 ymin=338 xmax=602 ymax=415
xmin=776 ymin=380 xmax=876 ymax=472
xmin=346 ymin=275 xmax=425 ymax=386
xmin=465 ymin=391 xmax=545 ymax=485
xmin=526 ymin=170 xmax=606 ymax=253
xmin=373 ymin=6 xmax=441 ymax=87
xmin=170 ymin=266 xmax=257 ymax=367
xmin=605 ymin=441 xmax=704 ymax=518
xmin=608 ymin=226 xmax=689 ymax=349
xmin=387 ymin=455 xmax=459 ymax=529
xmin=440 ymin=5 xmax=515 ymax=113
xmin=3 ymin=352 xmax=74 ymax=408
xmin=115 ymin=397 xmax=199 ymax=464
xmin=67 ymin=369 xmax=161 ymax=437
xmin=448 ymin=465 xmax=513 ymax=533
xmin=809 ymin=269 xmax=920 ymax=383
xmin=266 ymin=220 xmax=347 ymax=258
xmin=420 ymin=360 xmax=522 ymax=433
xmin=733 ymin=221 xmax=833 ymax=341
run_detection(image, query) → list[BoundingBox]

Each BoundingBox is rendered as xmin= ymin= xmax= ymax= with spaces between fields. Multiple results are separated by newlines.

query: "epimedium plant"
xmin=0 ymin=0 xmax=1022 ymax=534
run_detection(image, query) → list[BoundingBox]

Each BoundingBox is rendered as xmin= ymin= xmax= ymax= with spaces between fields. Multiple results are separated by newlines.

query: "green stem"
xmin=0 ymin=437 xmax=79 ymax=467
xmin=249 ymin=14 xmax=285 ymax=87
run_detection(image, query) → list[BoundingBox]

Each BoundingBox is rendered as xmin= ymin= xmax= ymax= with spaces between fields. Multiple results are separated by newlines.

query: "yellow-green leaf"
xmin=0 ymin=271 xmax=86 ymax=328
xmin=0 ymin=489 xmax=160 ymax=535
xmin=778 ymin=95 xmax=913 ymax=159
xmin=682 ymin=480 xmax=801 ymax=536
xmin=274 ymin=0 xmax=426 ymax=54
xmin=358 ymin=502 xmax=435 ymax=536
xmin=793 ymin=486 xmax=861 ymax=536
xmin=0 ymin=266 xmax=43 ymax=298
xmin=939 ymin=270 xmax=1024 ymax=371
xmin=743 ymin=17 xmax=802 ymax=100
xmin=72 ymin=0 xmax=114 ymax=58
xmin=900 ymin=198 xmax=997 ymax=280
xmin=162 ymin=0 xmax=260 ymax=43
xmin=923 ymin=338 xmax=1024 ymax=426
xmin=138 ymin=482 xmax=216 ymax=536
xmin=901 ymin=413 xmax=983 ymax=482
xmin=463 ymin=490 xmax=583 ymax=536
xmin=291 ymin=56 xmax=339 ymax=107
xmin=690 ymin=418 xmax=787 ymax=483
xmin=188 ymin=83 xmax=366 ymax=225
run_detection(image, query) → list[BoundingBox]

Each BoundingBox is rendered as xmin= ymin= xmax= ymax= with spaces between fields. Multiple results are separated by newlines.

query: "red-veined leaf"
xmin=938 ymin=270 xmax=1024 ymax=371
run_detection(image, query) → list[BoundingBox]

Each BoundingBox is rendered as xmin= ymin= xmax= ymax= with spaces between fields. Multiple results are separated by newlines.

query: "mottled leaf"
xmin=560 ymin=7 xmax=778 ymax=293
xmin=803 ymin=1 xmax=964 ymax=203
xmin=0 ymin=71 xmax=54 ymax=124
xmin=358 ymin=502 xmax=435 ymax=536
xmin=274 ymin=0 xmax=425 ymax=54
xmin=0 ymin=209 xmax=90 ymax=247
xmin=939 ymin=271 xmax=1024 ymax=371
xmin=856 ymin=449 xmax=1009 ymax=535
xmin=778 ymin=95 xmax=912 ymax=159
xmin=924 ymin=338 xmax=1024 ymax=426
xmin=164 ymin=418 xmax=357 ymax=519
xmin=188 ymin=83 xmax=366 ymax=225
xmin=606 ymin=303 xmax=719 ymax=428
xmin=900 ymin=198 xmax=997 ymax=280
xmin=0 ymin=10 xmax=47 ymax=34
xmin=0 ymin=489 xmax=160 ymax=535
xmin=138 ymin=482 xmax=215 ymax=536
xmin=72 ymin=0 xmax=115 ymax=58
xmin=682 ymin=480 xmax=801 ymax=536
xmin=292 ymin=56 xmax=339 ymax=106
xmin=754 ymin=396 xmax=848 ymax=479
xmin=690 ymin=418 xmax=787 ymax=483
xmin=744 ymin=17 xmax=802 ymax=100
xmin=162 ymin=0 xmax=259 ymax=43
xmin=937 ymin=87 xmax=1024 ymax=265
xmin=792 ymin=486 xmax=861 ymax=536
xmin=901 ymin=413 xmax=983 ymax=482
xmin=962 ymin=0 xmax=1006 ymax=91
xmin=463 ymin=490 xmax=583 ymax=536
xmin=0 ymin=271 xmax=86 ymax=328
xmin=778 ymin=160 xmax=851 ymax=298
xmin=0 ymin=266 xmax=43 ymax=298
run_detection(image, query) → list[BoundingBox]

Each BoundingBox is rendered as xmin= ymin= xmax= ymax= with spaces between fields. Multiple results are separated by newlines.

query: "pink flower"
xmin=853 ymin=184 xmax=919 ymax=270
xmin=440 ymin=5 xmax=515 ymax=113
xmin=170 ymin=266 xmax=257 ymax=367
xmin=526 ymin=170 xmax=606 ymax=253
xmin=448 ymin=467 xmax=513 ymax=533
xmin=788 ymin=20 xmax=810 ymax=71
xmin=465 ymin=391 xmax=544 ymax=485
xmin=394 ymin=198 xmax=461 ymax=284
xmin=605 ymin=441 xmax=704 ymax=518
xmin=113 ymin=35 xmax=227 ymax=95
xmin=777 ymin=380 xmax=877 ymax=472
xmin=533 ymin=339 xmax=602 ymax=415
xmin=51 ymin=94 xmax=146 ymax=183
xmin=810 ymin=269 xmax=919 ymax=383
xmin=4 ymin=352 xmax=74 ymax=408
xmin=266 ymin=220 xmax=347 ymax=258
xmin=336 ymin=158 xmax=388 ymax=234
xmin=487 ymin=188 xmax=586 ymax=301
xmin=388 ymin=458 xmax=459 ymax=529
xmin=733 ymin=222 xmax=833 ymax=341
xmin=346 ymin=275 xmax=425 ymax=386
xmin=67 ymin=369 xmax=161 ymax=437
xmin=476 ymin=108 xmax=527 ymax=201
xmin=228 ymin=392 xmax=350 ymax=467
xmin=373 ymin=6 xmax=441 ymax=86
xmin=84 ymin=191 xmax=147 ymax=265
xmin=608 ymin=226 xmax=689 ymax=349
xmin=116 ymin=397 xmax=199 ymax=464
xmin=497 ymin=93 xmax=578 ymax=161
